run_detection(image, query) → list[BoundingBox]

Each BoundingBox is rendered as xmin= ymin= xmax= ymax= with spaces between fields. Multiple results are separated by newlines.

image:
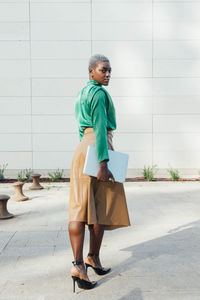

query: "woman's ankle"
xmin=88 ymin=252 xmax=99 ymax=257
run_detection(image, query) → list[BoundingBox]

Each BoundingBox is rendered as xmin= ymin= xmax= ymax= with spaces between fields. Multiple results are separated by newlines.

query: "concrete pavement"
xmin=0 ymin=181 xmax=200 ymax=299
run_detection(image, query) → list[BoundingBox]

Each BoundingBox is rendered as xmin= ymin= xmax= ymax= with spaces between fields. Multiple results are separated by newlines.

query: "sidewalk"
xmin=0 ymin=181 xmax=200 ymax=300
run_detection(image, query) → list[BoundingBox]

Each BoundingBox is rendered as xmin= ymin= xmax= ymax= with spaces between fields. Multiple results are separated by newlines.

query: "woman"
xmin=68 ymin=54 xmax=130 ymax=292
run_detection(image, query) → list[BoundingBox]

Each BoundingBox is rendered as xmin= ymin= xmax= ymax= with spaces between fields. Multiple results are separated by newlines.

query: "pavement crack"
xmin=0 ymin=231 xmax=17 ymax=254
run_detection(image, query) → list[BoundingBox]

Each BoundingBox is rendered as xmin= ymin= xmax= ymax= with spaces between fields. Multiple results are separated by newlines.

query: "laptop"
xmin=83 ymin=145 xmax=129 ymax=183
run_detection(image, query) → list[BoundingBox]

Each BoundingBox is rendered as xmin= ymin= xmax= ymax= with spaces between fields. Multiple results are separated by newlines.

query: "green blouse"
xmin=75 ymin=80 xmax=116 ymax=162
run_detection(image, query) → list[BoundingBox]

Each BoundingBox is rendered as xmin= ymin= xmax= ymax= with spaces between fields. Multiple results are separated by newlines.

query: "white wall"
xmin=0 ymin=1 xmax=200 ymax=176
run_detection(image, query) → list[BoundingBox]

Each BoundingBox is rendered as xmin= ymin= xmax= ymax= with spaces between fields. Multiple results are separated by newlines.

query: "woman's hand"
xmin=97 ymin=160 xmax=115 ymax=183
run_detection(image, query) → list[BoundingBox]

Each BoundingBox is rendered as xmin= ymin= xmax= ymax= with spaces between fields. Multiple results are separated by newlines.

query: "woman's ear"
xmin=89 ymin=68 xmax=94 ymax=78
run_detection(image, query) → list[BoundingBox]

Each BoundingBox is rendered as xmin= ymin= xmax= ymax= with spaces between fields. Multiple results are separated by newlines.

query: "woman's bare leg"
xmin=88 ymin=224 xmax=104 ymax=267
xmin=68 ymin=221 xmax=89 ymax=280
xmin=68 ymin=221 xmax=85 ymax=261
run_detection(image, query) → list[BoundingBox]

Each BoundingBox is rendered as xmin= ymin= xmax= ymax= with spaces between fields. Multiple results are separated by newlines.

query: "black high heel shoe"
xmin=71 ymin=261 xmax=97 ymax=293
xmin=85 ymin=253 xmax=111 ymax=276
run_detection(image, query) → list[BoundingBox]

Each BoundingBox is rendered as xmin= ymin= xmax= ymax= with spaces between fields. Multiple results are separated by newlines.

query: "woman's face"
xmin=89 ymin=61 xmax=112 ymax=86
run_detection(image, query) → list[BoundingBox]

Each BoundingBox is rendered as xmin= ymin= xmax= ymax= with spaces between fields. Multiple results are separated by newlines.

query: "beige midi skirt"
xmin=68 ymin=128 xmax=131 ymax=230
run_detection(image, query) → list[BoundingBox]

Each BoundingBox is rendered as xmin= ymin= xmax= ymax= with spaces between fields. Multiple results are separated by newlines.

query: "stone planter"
xmin=12 ymin=182 xmax=29 ymax=202
xmin=29 ymin=174 xmax=44 ymax=190
xmin=0 ymin=194 xmax=14 ymax=219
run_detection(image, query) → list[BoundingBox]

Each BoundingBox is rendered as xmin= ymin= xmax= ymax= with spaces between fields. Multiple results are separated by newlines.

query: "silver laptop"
xmin=83 ymin=145 xmax=129 ymax=183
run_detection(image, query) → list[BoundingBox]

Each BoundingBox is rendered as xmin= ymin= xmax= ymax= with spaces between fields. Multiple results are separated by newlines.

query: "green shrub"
xmin=0 ymin=163 xmax=8 ymax=181
xmin=168 ymin=168 xmax=180 ymax=181
xmin=143 ymin=164 xmax=158 ymax=181
xmin=48 ymin=168 xmax=64 ymax=182
xmin=17 ymin=168 xmax=33 ymax=182
xmin=24 ymin=168 xmax=33 ymax=181
xmin=17 ymin=170 xmax=26 ymax=182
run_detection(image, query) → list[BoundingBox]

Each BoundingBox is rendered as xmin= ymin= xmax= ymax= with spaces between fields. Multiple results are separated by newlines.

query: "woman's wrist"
xmin=99 ymin=160 xmax=108 ymax=168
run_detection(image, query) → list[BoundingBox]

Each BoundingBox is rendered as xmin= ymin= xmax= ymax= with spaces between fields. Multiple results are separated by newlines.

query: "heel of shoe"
xmin=72 ymin=276 xmax=76 ymax=293
xmin=85 ymin=263 xmax=90 ymax=273
xmin=71 ymin=261 xmax=97 ymax=292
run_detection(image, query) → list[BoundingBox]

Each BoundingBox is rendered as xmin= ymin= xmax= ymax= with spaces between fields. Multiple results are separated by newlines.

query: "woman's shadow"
xmin=96 ymin=219 xmax=200 ymax=298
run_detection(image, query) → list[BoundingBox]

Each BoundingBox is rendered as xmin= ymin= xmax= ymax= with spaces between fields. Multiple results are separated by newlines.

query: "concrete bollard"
xmin=12 ymin=182 xmax=29 ymax=202
xmin=0 ymin=194 xmax=14 ymax=219
xmin=29 ymin=174 xmax=44 ymax=190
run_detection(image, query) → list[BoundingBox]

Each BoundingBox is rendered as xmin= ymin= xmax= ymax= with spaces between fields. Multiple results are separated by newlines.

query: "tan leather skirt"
xmin=68 ymin=128 xmax=131 ymax=230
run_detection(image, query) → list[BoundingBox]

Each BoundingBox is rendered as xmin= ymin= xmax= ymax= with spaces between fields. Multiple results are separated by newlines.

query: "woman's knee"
xmin=88 ymin=224 xmax=94 ymax=231
xmin=89 ymin=224 xmax=104 ymax=232
xmin=68 ymin=221 xmax=85 ymax=234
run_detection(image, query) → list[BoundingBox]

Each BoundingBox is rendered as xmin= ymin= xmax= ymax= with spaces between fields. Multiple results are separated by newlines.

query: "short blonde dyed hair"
xmin=88 ymin=54 xmax=110 ymax=71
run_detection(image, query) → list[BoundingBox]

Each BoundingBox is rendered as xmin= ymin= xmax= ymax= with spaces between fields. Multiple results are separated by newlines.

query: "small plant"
xmin=24 ymin=168 xmax=33 ymax=182
xmin=46 ymin=185 xmax=57 ymax=190
xmin=48 ymin=168 xmax=64 ymax=182
xmin=168 ymin=167 xmax=180 ymax=181
xmin=17 ymin=168 xmax=33 ymax=182
xmin=143 ymin=164 xmax=158 ymax=181
xmin=0 ymin=163 xmax=8 ymax=180
xmin=17 ymin=170 xmax=26 ymax=182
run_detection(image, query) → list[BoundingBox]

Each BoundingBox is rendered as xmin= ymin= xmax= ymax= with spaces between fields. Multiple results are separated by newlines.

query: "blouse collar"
xmin=87 ymin=80 xmax=102 ymax=86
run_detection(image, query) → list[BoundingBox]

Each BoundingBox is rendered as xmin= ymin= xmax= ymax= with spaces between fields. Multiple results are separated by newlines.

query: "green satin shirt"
xmin=75 ymin=80 xmax=116 ymax=162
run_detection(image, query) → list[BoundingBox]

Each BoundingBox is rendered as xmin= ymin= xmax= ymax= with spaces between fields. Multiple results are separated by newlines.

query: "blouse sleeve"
xmin=90 ymin=89 xmax=109 ymax=162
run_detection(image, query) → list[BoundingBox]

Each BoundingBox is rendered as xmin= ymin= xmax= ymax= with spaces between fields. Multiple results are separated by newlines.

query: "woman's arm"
xmin=91 ymin=89 xmax=115 ymax=182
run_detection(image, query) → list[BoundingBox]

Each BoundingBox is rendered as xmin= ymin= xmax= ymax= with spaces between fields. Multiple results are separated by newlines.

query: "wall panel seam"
xmin=29 ymin=0 xmax=33 ymax=169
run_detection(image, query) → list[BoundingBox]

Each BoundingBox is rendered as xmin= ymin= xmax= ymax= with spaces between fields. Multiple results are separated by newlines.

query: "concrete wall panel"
xmin=0 ymin=1 xmax=199 ymax=175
